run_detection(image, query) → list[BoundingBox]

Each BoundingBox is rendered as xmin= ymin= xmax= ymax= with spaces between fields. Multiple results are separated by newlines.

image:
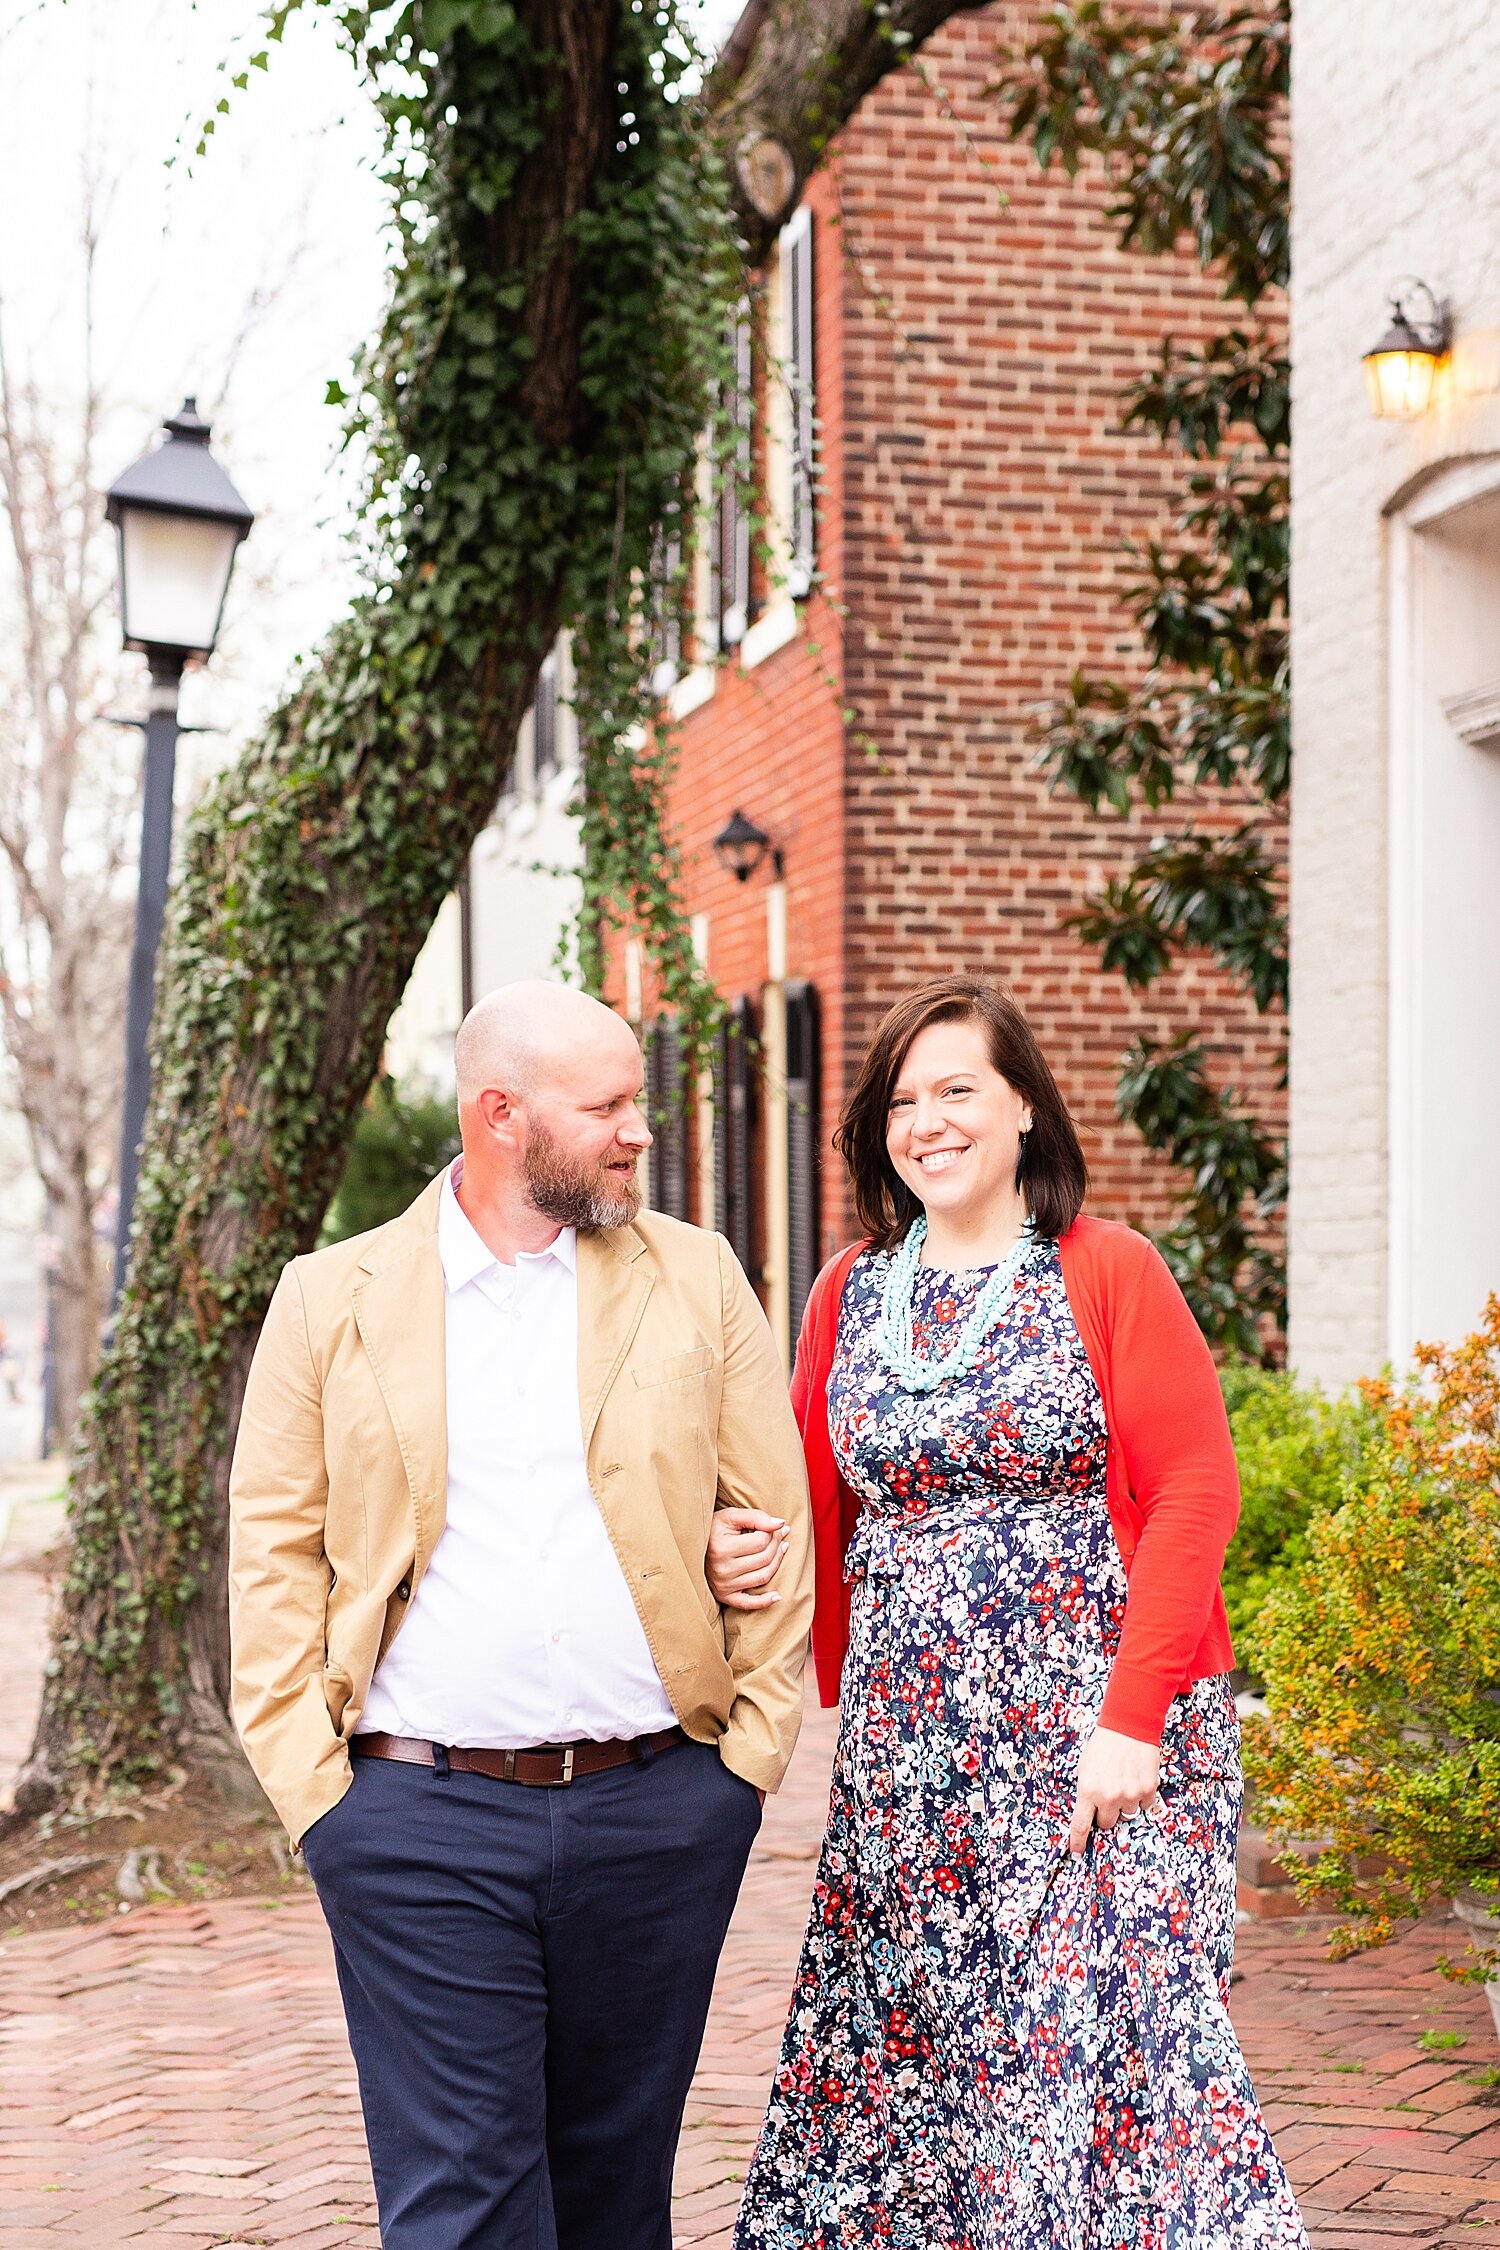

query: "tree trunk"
xmin=14 ymin=0 xmax=980 ymax=1819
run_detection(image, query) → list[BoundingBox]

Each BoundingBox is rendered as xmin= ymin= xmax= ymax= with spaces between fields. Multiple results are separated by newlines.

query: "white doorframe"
xmin=1386 ymin=453 xmax=1500 ymax=1365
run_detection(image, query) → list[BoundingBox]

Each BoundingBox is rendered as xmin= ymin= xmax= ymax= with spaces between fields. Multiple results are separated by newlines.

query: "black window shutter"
xmin=646 ymin=1022 xmax=664 ymax=1210
xmin=714 ymin=998 xmax=756 ymax=1274
xmin=647 ymin=1015 xmax=688 ymax=1221
xmin=784 ymin=980 xmax=821 ymax=1340
xmin=712 ymin=1021 xmax=731 ymax=1240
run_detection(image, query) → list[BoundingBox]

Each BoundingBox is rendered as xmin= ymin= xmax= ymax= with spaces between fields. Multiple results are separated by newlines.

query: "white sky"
xmin=0 ymin=0 xmax=745 ymax=756
xmin=0 ymin=0 xmax=390 ymax=751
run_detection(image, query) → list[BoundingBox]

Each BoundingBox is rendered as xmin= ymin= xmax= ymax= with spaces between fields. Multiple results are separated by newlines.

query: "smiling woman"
xmin=835 ymin=977 xmax=1087 ymax=1253
xmin=729 ymin=975 xmax=1309 ymax=2250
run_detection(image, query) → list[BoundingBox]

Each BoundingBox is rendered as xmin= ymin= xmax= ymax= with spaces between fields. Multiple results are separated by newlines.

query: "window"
xmin=781 ymin=206 xmax=816 ymax=597
xmin=785 ymin=981 xmax=821 ymax=1344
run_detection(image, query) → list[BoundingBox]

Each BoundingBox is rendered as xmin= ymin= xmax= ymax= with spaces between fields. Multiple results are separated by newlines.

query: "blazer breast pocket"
xmin=631 ymin=1344 xmax=716 ymax=1390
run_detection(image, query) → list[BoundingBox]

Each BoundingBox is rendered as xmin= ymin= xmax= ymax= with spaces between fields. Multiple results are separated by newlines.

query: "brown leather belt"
xmin=351 ymin=1726 xmax=686 ymax=1788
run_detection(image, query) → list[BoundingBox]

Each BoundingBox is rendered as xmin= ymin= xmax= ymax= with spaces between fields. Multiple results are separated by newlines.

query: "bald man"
xmin=228 ymin=983 xmax=813 ymax=2250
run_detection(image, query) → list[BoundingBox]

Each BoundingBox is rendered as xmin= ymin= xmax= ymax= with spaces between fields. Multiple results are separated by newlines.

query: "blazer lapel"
xmin=577 ymin=1224 xmax=654 ymax=1450
xmin=352 ymin=1180 xmax=449 ymax=1569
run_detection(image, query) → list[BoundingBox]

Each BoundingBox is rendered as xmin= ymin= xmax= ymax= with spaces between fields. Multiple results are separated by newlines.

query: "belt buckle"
xmin=544 ymin=1745 xmax=576 ymax=1788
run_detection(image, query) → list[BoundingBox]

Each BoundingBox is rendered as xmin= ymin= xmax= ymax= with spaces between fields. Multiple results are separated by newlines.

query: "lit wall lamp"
xmin=1363 ymin=279 xmax=1451 ymax=420
xmin=713 ymin=808 xmax=782 ymax=884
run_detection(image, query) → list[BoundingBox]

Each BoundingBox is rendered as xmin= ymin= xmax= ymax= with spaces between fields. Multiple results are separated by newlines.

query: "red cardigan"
xmin=791 ymin=1214 xmax=1239 ymax=1746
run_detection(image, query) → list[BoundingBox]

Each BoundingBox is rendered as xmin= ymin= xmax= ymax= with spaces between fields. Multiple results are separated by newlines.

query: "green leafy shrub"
xmin=1219 ymin=1363 xmax=1380 ymax=1660
xmin=1243 ymin=1302 xmax=1500 ymax=1968
xmin=322 ymin=1077 xmax=459 ymax=1245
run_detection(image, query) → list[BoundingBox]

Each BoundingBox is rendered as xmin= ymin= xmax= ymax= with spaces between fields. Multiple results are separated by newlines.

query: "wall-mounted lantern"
xmin=1363 ymin=281 xmax=1451 ymax=420
xmin=713 ymin=808 xmax=780 ymax=883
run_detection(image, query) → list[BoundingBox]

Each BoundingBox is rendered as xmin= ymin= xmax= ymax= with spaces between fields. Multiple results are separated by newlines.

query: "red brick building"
xmin=621 ymin=0 xmax=1286 ymax=1365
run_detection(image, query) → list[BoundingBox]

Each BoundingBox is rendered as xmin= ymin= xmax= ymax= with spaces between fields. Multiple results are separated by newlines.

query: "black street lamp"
xmin=105 ymin=397 xmax=254 ymax=1303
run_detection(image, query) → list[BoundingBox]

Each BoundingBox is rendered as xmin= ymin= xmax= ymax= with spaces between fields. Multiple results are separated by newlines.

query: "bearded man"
xmin=228 ymin=981 xmax=813 ymax=2250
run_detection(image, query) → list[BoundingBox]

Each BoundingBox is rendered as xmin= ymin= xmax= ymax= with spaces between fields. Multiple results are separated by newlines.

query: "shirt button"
xmin=563 ymin=1710 xmax=574 ymax=1724
xmin=551 ymin=1631 xmax=561 ymax=1644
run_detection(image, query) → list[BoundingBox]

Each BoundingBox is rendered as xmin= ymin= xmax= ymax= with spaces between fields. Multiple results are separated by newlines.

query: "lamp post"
xmin=105 ymin=397 xmax=254 ymax=1302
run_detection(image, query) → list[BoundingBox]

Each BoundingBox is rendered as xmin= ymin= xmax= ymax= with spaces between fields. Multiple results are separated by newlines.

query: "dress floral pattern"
xmin=735 ymin=1235 xmax=1308 ymax=2250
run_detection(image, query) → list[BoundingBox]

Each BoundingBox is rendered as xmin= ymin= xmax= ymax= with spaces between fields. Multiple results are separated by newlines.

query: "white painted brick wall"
xmin=1289 ymin=0 xmax=1500 ymax=1387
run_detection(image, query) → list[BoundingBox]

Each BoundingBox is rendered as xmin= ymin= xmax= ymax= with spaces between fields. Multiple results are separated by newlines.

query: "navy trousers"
xmin=302 ymin=1739 xmax=761 ymax=2250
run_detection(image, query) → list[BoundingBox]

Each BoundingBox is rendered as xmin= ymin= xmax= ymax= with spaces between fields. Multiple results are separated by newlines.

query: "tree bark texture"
xmin=713 ymin=0 xmax=994 ymax=256
xmin=17 ymin=0 xmax=979 ymax=1815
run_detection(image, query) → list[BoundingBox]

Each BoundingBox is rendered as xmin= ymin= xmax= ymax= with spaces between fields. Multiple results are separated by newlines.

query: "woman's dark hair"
xmin=834 ymin=977 xmax=1087 ymax=1250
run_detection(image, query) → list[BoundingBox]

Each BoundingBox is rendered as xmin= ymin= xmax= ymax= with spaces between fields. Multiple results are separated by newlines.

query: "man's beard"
xmin=523 ymin=1120 xmax=641 ymax=1232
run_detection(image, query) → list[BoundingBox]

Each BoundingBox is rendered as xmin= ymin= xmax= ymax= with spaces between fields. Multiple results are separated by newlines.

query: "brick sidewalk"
xmin=1 ymin=1482 xmax=1497 ymax=2246
xmin=0 ymin=1698 xmax=1496 ymax=2247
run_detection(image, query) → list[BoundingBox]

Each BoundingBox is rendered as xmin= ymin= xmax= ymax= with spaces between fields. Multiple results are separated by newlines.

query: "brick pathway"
xmin=1 ymin=1487 xmax=1497 ymax=2245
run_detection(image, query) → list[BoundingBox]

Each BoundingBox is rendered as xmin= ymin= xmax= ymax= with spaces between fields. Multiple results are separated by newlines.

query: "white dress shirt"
xmin=358 ymin=1166 xmax=678 ymax=1748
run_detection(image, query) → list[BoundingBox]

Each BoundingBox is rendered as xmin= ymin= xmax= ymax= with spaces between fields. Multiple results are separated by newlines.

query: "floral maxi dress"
xmin=735 ymin=1238 xmax=1309 ymax=2250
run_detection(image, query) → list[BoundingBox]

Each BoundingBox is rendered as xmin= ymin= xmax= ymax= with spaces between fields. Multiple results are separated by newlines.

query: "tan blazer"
xmin=228 ymin=1175 xmax=814 ymax=1845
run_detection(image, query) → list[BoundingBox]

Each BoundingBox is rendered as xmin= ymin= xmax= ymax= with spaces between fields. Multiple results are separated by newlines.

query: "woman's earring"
xmin=1016 ymin=1126 xmax=1031 ymax=1178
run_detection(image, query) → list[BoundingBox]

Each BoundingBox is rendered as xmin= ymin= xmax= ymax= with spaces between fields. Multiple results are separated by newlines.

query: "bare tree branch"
xmin=0 ymin=203 xmax=137 ymax=1440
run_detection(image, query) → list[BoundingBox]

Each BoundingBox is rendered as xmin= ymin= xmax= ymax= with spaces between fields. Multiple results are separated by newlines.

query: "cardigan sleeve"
xmin=1096 ymin=1236 xmax=1241 ymax=1744
xmin=794 ymin=1245 xmax=866 ymax=1706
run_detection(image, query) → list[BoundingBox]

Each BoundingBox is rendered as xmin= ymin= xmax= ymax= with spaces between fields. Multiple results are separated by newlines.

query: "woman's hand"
xmin=707 ymin=1507 xmax=789 ymax=1611
xmin=1067 ymin=1726 xmax=1161 ymax=1854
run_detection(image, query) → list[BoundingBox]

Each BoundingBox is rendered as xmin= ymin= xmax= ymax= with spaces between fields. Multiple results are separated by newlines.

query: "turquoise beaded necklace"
xmin=875 ymin=1213 xmax=1038 ymax=1394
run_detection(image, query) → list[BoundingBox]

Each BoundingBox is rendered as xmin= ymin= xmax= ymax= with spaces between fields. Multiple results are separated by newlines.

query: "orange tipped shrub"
xmin=1243 ymin=1299 xmax=1500 ymax=1972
